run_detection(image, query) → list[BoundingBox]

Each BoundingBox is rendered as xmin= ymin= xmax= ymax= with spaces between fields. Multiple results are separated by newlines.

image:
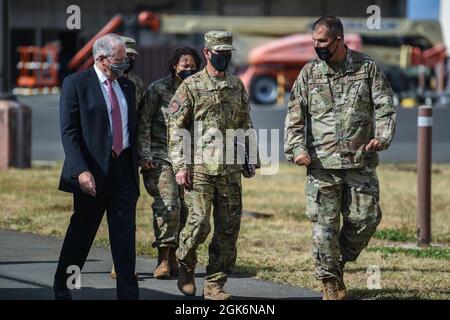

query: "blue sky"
xmin=407 ymin=0 xmax=440 ymax=19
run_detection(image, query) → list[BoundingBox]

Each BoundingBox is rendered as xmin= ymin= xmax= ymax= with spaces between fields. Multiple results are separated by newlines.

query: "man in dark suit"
xmin=54 ymin=33 xmax=140 ymax=300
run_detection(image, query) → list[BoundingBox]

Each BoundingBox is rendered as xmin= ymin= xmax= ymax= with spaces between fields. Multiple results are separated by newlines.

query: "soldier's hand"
xmin=140 ymin=161 xmax=159 ymax=171
xmin=176 ymin=170 xmax=192 ymax=188
xmin=294 ymin=154 xmax=311 ymax=166
xmin=365 ymin=139 xmax=383 ymax=152
xmin=78 ymin=171 xmax=96 ymax=197
xmin=242 ymin=165 xmax=256 ymax=178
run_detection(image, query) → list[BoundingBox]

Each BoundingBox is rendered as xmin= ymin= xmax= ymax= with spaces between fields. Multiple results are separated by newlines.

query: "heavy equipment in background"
xmin=136 ymin=14 xmax=446 ymax=104
xmin=15 ymin=11 xmax=448 ymax=105
xmin=14 ymin=12 xmax=161 ymax=94
xmin=239 ymin=34 xmax=362 ymax=104
xmin=15 ymin=43 xmax=60 ymax=95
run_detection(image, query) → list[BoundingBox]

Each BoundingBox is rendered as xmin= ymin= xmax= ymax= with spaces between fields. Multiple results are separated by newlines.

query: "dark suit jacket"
xmin=59 ymin=67 xmax=140 ymax=195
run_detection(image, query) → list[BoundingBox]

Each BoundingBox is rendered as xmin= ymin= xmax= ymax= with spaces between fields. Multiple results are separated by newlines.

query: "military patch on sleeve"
xmin=169 ymin=99 xmax=181 ymax=114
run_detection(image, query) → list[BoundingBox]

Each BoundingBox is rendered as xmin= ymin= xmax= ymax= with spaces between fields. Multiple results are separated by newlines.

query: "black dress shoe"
xmin=53 ymin=282 xmax=72 ymax=300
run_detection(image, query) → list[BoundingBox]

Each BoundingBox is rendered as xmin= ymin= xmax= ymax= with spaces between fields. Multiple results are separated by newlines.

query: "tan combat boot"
xmin=203 ymin=281 xmax=231 ymax=300
xmin=322 ymin=278 xmax=339 ymax=300
xmin=154 ymin=247 xmax=170 ymax=279
xmin=337 ymin=280 xmax=347 ymax=300
xmin=177 ymin=265 xmax=196 ymax=296
xmin=169 ymin=248 xmax=179 ymax=276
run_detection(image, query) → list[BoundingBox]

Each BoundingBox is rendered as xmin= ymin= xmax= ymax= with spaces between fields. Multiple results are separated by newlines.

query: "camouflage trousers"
xmin=142 ymin=162 xmax=188 ymax=248
xmin=176 ymin=172 xmax=242 ymax=283
xmin=305 ymin=166 xmax=382 ymax=281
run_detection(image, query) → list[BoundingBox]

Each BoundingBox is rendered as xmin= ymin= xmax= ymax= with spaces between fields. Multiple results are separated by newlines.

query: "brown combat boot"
xmin=203 ymin=281 xmax=231 ymax=300
xmin=169 ymin=248 xmax=179 ymax=276
xmin=322 ymin=278 xmax=339 ymax=300
xmin=337 ymin=260 xmax=347 ymax=300
xmin=177 ymin=265 xmax=196 ymax=296
xmin=154 ymin=247 xmax=170 ymax=279
xmin=337 ymin=279 xmax=347 ymax=300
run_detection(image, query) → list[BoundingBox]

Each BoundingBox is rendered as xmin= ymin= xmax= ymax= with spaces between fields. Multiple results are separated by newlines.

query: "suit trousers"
xmin=54 ymin=148 xmax=139 ymax=299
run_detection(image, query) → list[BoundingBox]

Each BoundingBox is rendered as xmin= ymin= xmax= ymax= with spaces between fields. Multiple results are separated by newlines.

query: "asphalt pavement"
xmin=0 ymin=229 xmax=321 ymax=300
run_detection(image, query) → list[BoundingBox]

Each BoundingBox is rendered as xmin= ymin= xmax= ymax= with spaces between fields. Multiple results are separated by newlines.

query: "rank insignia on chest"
xmin=334 ymin=83 xmax=343 ymax=94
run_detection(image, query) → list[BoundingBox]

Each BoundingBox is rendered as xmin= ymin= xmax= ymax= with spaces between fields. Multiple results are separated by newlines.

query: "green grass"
xmin=1 ymin=162 xmax=450 ymax=299
xmin=374 ymin=228 xmax=416 ymax=242
xmin=367 ymin=246 xmax=450 ymax=260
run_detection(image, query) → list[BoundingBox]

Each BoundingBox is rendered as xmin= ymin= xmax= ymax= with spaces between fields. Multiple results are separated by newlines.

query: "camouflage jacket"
xmin=284 ymin=48 xmax=396 ymax=169
xmin=168 ymin=68 xmax=259 ymax=175
xmin=137 ymin=74 xmax=180 ymax=163
xmin=127 ymin=71 xmax=146 ymax=111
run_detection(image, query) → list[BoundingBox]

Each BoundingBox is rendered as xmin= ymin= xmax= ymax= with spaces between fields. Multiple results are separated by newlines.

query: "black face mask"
xmin=177 ymin=69 xmax=197 ymax=80
xmin=107 ymin=59 xmax=128 ymax=78
xmin=210 ymin=52 xmax=231 ymax=72
xmin=314 ymin=38 xmax=338 ymax=61
xmin=125 ymin=58 xmax=135 ymax=74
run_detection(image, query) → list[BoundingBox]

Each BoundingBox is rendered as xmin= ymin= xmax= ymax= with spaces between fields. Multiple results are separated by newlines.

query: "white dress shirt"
xmin=94 ymin=64 xmax=130 ymax=149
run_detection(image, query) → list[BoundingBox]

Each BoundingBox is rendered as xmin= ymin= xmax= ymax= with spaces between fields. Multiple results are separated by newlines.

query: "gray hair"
xmin=92 ymin=33 xmax=125 ymax=59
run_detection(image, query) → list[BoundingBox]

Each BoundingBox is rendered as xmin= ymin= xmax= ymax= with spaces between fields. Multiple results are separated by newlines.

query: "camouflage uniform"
xmin=127 ymin=71 xmax=145 ymax=111
xmin=284 ymin=48 xmax=396 ymax=281
xmin=120 ymin=36 xmax=145 ymax=111
xmin=168 ymin=32 xmax=258 ymax=284
xmin=137 ymin=75 xmax=188 ymax=248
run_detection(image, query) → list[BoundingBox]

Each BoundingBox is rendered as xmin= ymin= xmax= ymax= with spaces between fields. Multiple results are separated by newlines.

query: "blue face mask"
xmin=210 ymin=52 xmax=231 ymax=72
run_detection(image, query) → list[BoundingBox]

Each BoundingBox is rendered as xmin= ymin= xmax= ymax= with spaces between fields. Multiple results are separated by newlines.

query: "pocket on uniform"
xmin=305 ymin=183 xmax=320 ymax=222
xmin=307 ymin=79 xmax=332 ymax=115
xmin=349 ymin=186 xmax=381 ymax=227
xmin=345 ymin=73 xmax=372 ymax=118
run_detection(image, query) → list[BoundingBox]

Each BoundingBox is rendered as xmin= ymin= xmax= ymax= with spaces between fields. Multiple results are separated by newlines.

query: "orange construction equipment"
xmin=68 ymin=15 xmax=123 ymax=72
xmin=68 ymin=11 xmax=161 ymax=72
xmin=16 ymin=43 xmax=60 ymax=88
xmin=240 ymin=34 xmax=362 ymax=104
xmin=138 ymin=11 xmax=161 ymax=31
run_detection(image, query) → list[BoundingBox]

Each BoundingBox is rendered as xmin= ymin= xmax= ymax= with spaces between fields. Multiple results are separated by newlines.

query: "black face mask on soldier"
xmin=125 ymin=57 xmax=135 ymax=74
xmin=314 ymin=37 xmax=338 ymax=61
xmin=177 ymin=69 xmax=197 ymax=80
xmin=209 ymin=52 xmax=231 ymax=72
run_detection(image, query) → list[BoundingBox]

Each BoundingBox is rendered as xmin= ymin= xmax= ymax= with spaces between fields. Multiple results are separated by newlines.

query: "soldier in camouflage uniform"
xmin=136 ymin=47 xmax=202 ymax=279
xmin=168 ymin=31 xmax=259 ymax=300
xmin=284 ymin=16 xmax=396 ymax=300
xmin=121 ymin=36 xmax=145 ymax=111
xmin=110 ymin=36 xmax=146 ymax=280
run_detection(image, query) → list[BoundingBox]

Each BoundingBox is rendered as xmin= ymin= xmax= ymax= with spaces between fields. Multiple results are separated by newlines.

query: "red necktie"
xmin=105 ymin=79 xmax=123 ymax=156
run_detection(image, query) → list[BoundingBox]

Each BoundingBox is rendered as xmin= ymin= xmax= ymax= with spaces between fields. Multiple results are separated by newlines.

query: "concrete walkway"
xmin=0 ymin=229 xmax=321 ymax=300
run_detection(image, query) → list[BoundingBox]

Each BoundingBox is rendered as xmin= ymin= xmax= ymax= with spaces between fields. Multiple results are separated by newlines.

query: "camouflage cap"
xmin=120 ymin=36 xmax=139 ymax=55
xmin=204 ymin=31 xmax=234 ymax=51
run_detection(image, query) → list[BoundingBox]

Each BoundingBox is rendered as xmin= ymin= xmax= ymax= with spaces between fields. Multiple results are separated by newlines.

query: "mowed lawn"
xmin=0 ymin=162 xmax=449 ymax=299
